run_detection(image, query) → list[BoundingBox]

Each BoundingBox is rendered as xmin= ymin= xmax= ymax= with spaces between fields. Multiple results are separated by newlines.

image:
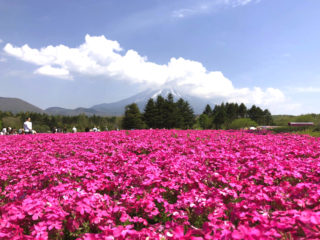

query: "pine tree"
xmin=225 ymin=103 xmax=238 ymax=128
xmin=212 ymin=105 xmax=226 ymax=129
xmin=164 ymin=93 xmax=178 ymax=129
xmin=122 ymin=103 xmax=145 ymax=129
xmin=203 ymin=104 xmax=213 ymax=116
xmin=238 ymin=103 xmax=247 ymax=118
xmin=154 ymin=95 xmax=166 ymax=128
xmin=263 ymin=109 xmax=273 ymax=125
xmin=175 ymin=99 xmax=185 ymax=129
xmin=248 ymin=105 xmax=264 ymax=125
xmin=155 ymin=95 xmax=165 ymax=128
xmin=143 ymin=98 xmax=157 ymax=128
xmin=234 ymin=103 xmax=239 ymax=118
xmin=199 ymin=114 xmax=212 ymax=129
xmin=176 ymin=99 xmax=195 ymax=129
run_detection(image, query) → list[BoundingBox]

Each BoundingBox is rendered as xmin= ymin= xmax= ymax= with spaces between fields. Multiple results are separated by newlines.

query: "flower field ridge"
xmin=1 ymin=130 xmax=320 ymax=239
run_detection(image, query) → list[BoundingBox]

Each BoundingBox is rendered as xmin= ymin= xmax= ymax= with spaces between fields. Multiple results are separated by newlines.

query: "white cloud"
xmin=4 ymin=34 xmax=287 ymax=111
xmin=0 ymin=57 xmax=7 ymax=62
xmin=0 ymin=39 xmax=3 ymax=44
xmin=34 ymin=65 xmax=72 ymax=80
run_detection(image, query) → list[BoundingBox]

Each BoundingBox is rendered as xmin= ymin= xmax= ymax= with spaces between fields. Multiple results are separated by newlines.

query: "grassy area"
xmin=272 ymin=114 xmax=320 ymax=137
xmin=295 ymin=129 xmax=320 ymax=137
xmin=270 ymin=127 xmax=320 ymax=137
xmin=273 ymin=114 xmax=320 ymax=126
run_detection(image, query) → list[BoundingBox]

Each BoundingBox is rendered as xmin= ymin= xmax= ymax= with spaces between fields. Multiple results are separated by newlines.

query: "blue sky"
xmin=0 ymin=0 xmax=320 ymax=114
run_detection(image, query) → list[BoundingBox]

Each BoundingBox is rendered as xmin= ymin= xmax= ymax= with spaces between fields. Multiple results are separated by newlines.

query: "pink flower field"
xmin=1 ymin=130 xmax=320 ymax=239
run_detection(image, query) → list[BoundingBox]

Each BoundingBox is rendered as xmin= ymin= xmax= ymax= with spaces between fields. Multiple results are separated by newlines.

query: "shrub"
xmin=229 ymin=118 xmax=258 ymax=129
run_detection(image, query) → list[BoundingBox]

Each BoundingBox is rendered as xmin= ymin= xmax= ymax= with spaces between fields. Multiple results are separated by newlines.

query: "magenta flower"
xmin=0 ymin=130 xmax=320 ymax=238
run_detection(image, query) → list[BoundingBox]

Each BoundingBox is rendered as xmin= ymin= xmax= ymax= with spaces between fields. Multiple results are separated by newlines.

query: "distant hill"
xmin=91 ymin=88 xmax=212 ymax=115
xmin=0 ymin=97 xmax=43 ymax=114
xmin=1 ymin=88 xmax=217 ymax=116
xmin=45 ymin=107 xmax=107 ymax=116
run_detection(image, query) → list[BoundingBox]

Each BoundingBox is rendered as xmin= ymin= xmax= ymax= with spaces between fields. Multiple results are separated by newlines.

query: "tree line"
xmin=122 ymin=95 xmax=273 ymax=130
xmin=0 ymin=96 xmax=274 ymax=132
xmin=122 ymin=94 xmax=195 ymax=129
xmin=0 ymin=111 xmax=122 ymax=133
xmin=199 ymin=103 xmax=273 ymax=129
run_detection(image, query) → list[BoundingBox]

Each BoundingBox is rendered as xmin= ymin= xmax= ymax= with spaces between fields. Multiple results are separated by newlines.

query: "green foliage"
xmin=154 ymin=95 xmax=166 ymax=128
xmin=199 ymin=114 xmax=212 ymax=129
xmin=0 ymin=110 xmax=121 ymax=133
xmin=296 ymin=129 xmax=320 ymax=137
xmin=143 ymin=98 xmax=157 ymax=128
xmin=247 ymin=105 xmax=273 ymax=125
xmin=212 ymin=104 xmax=227 ymax=129
xmin=176 ymin=98 xmax=195 ymax=129
xmin=164 ymin=93 xmax=179 ymax=129
xmin=238 ymin=103 xmax=247 ymax=118
xmin=294 ymin=114 xmax=315 ymax=122
xmin=272 ymin=126 xmax=314 ymax=133
xmin=122 ymin=103 xmax=145 ymax=129
xmin=199 ymin=102 xmax=272 ymax=130
xmin=2 ymin=116 xmax=21 ymax=129
xmin=273 ymin=114 xmax=320 ymax=127
xmin=0 ymin=99 xmax=276 ymax=133
xmin=229 ymin=118 xmax=258 ymax=129
xmin=203 ymin=104 xmax=212 ymax=116
xmin=272 ymin=115 xmax=296 ymax=126
xmin=143 ymin=95 xmax=195 ymax=129
xmin=271 ymin=124 xmax=320 ymax=137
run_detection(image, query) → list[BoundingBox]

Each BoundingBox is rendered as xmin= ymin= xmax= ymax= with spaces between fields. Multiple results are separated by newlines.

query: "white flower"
xmin=166 ymin=232 xmax=173 ymax=237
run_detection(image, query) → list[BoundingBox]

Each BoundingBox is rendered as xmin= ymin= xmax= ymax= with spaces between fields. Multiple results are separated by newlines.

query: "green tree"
xmin=212 ymin=104 xmax=226 ymax=129
xmin=143 ymin=98 xmax=157 ymax=128
xmin=294 ymin=114 xmax=314 ymax=122
xmin=176 ymin=98 xmax=195 ymax=129
xmin=229 ymin=118 xmax=258 ymax=129
xmin=164 ymin=93 xmax=178 ymax=129
xmin=154 ymin=95 xmax=166 ymax=128
xmin=122 ymin=103 xmax=145 ymax=129
xmin=199 ymin=114 xmax=212 ymax=129
xmin=263 ymin=109 xmax=273 ymax=125
xmin=248 ymin=105 xmax=264 ymax=124
xmin=202 ymin=104 xmax=213 ymax=116
xmin=76 ymin=114 xmax=90 ymax=131
xmin=238 ymin=103 xmax=247 ymax=118
xmin=225 ymin=103 xmax=238 ymax=128
xmin=225 ymin=103 xmax=235 ymax=120
xmin=2 ymin=116 xmax=21 ymax=129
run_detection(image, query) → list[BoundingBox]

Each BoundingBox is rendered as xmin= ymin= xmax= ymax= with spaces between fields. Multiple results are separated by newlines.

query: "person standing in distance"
xmin=23 ymin=117 xmax=32 ymax=134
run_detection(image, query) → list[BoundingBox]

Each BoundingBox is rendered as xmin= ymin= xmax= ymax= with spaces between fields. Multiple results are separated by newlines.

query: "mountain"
xmin=91 ymin=88 xmax=211 ymax=115
xmin=1 ymin=88 xmax=214 ymax=116
xmin=0 ymin=97 xmax=44 ymax=114
xmin=45 ymin=107 xmax=107 ymax=116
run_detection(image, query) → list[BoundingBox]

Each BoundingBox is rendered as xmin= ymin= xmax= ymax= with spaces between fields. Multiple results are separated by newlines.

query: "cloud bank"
xmin=4 ymin=34 xmax=286 ymax=109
